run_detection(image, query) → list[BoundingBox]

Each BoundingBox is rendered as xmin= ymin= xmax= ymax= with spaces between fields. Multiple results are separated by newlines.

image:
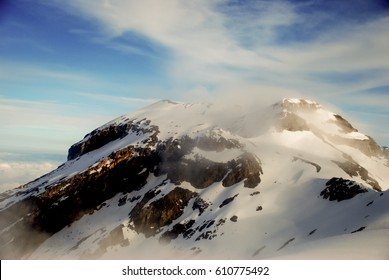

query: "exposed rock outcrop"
xmin=320 ymin=177 xmax=369 ymax=202
xmin=129 ymin=187 xmax=197 ymax=237
xmin=329 ymin=135 xmax=384 ymax=158
xmin=68 ymin=119 xmax=159 ymax=160
xmin=332 ymin=114 xmax=358 ymax=133
xmin=0 ymin=145 xmax=159 ymax=258
xmin=333 ymin=160 xmax=381 ymax=191
xmin=155 ymin=136 xmax=262 ymax=189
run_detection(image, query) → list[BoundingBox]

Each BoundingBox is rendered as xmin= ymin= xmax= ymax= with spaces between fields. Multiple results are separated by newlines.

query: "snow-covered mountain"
xmin=1 ymin=98 xmax=388 ymax=259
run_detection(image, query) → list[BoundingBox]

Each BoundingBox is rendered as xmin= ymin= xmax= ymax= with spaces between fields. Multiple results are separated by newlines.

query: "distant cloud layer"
xmin=0 ymin=160 xmax=59 ymax=192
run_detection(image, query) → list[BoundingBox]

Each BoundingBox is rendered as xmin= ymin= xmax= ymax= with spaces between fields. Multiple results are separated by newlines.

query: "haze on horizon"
xmin=1 ymin=0 xmax=389 ymax=191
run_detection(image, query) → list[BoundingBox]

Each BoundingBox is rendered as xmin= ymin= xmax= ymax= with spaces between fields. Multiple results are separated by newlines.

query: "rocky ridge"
xmin=0 ymin=113 xmax=262 ymax=258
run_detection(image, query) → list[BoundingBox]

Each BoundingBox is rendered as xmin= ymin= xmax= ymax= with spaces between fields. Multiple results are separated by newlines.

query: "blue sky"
xmin=1 ymin=0 xmax=389 ymax=189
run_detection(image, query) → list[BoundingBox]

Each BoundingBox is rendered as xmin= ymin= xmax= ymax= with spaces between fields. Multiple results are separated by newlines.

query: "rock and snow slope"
xmin=0 ymin=98 xmax=388 ymax=259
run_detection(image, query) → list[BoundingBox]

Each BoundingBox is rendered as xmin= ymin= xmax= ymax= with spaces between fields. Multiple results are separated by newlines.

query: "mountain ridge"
xmin=1 ymin=97 xmax=388 ymax=259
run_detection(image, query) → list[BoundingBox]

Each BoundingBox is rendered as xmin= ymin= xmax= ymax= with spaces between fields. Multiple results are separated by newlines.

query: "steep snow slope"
xmin=0 ymin=98 xmax=388 ymax=259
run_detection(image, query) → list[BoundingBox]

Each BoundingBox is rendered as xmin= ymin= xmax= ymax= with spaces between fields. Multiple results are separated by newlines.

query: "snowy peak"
xmin=279 ymin=98 xmax=322 ymax=112
xmin=1 ymin=97 xmax=389 ymax=260
xmin=275 ymin=98 xmax=336 ymax=131
xmin=276 ymin=98 xmax=358 ymax=135
xmin=272 ymin=98 xmax=385 ymax=158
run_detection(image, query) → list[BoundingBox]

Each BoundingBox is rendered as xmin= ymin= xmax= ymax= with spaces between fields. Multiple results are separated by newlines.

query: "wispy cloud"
xmin=49 ymin=1 xmax=389 ymax=94
xmin=74 ymin=92 xmax=160 ymax=107
xmin=0 ymin=97 xmax=114 ymax=155
xmin=0 ymin=60 xmax=99 ymax=85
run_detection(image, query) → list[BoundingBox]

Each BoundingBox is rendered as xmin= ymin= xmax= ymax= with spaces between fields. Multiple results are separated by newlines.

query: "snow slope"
xmin=0 ymin=98 xmax=388 ymax=259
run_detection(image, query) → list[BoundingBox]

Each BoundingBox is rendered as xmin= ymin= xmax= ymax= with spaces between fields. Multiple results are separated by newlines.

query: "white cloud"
xmin=49 ymin=1 xmax=389 ymax=93
xmin=0 ymin=160 xmax=59 ymax=193
xmin=272 ymin=17 xmax=389 ymax=73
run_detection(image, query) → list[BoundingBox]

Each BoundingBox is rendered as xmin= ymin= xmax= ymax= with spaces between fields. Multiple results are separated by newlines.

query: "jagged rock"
xmin=68 ymin=119 xmax=159 ymax=160
xmin=222 ymin=153 xmax=262 ymax=188
xmin=128 ymin=187 xmax=197 ymax=237
xmin=33 ymin=146 xmax=158 ymax=234
xmin=320 ymin=177 xmax=369 ymax=202
xmin=159 ymin=220 xmax=196 ymax=244
xmin=195 ymin=230 xmax=217 ymax=241
xmin=118 ymin=195 xmax=127 ymax=206
xmin=230 ymin=215 xmax=238 ymax=222
xmin=196 ymin=132 xmax=243 ymax=151
xmin=161 ymin=157 xmax=229 ymax=189
xmin=192 ymin=197 xmax=210 ymax=216
xmin=219 ymin=194 xmax=239 ymax=208
xmin=332 ymin=114 xmax=358 ymax=133
xmin=332 ymin=160 xmax=381 ymax=191
xmin=0 ymin=145 xmax=158 ymax=257
xmin=194 ymin=218 xmax=226 ymax=241
xmin=154 ymin=136 xmax=221 ymax=189
xmin=250 ymin=191 xmax=260 ymax=196
xmin=197 ymin=220 xmax=215 ymax=232
xmin=156 ymin=137 xmax=262 ymax=189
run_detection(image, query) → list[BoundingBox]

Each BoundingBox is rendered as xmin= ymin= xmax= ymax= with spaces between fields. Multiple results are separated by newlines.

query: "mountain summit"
xmin=1 ymin=98 xmax=388 ymax=259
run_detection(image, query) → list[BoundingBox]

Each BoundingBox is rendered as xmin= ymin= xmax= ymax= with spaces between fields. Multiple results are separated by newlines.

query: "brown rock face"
xmin=329 ymin=135 xmax=384 ymax=158
xmin=275 ymin=100 xmax=385 ymax=160
xmin=155 ymin=136 xmax=262 ymax=189
xmin=67 ymin=119 xmax=159 ymax=160
xmin=333 ymin=160 xmax=381 ymax=191
xmin=129 ymin=187 xmax=197 ymax=237
xmin=123 ymin=134 xmax=262 ymax=238
xmin=222 ymin=153 xmax=262 ymax=188
xmin=0 ymin=145 xmax=159 ymax=258
xmin=332 ymin=114 xmax=358 ymax=133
